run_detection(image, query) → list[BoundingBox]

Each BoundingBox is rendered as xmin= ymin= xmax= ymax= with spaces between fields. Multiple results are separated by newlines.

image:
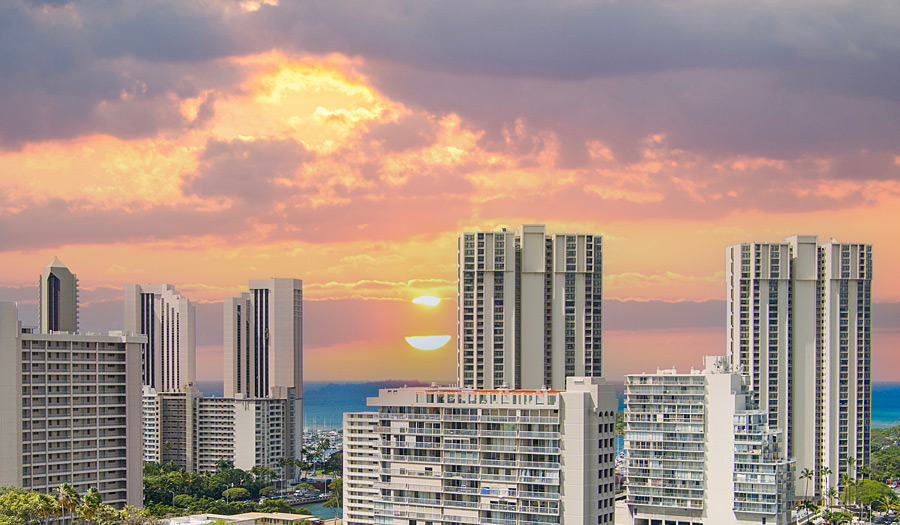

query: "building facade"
xmin=726 ymin=236 xmax=872 ymax=495
xmin=224 ymin=279 xmax=303 ymax=400
xmin=457 ymin=225 xmax=602 ymax=390
xmin=39 ymin=257 xmax=79 ymax=333
xmin=625 ymin=357 xmax=794 ymax=525
xmin=141 ymin=384 xmax=298 ymax=474
xmin=344 ymin=377 xmax=618 ymax=525
xmin=0 ymin=302 xmax=143 ymax=508
xmin=124 ymin=284 xmax=196 ymax=393
xmin=223 ymin=278 xmax=303 ymax=462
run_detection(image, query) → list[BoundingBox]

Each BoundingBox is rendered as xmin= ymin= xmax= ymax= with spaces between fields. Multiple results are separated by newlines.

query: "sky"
xmin=1 ymin=0 xmax=899 ymax=384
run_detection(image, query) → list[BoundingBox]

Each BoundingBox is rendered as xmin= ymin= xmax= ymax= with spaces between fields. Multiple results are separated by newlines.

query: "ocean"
xmin=873 ymin=382 xmax=900 ymax=428
xmin=196 ymin=380 xmax=898 ymax=430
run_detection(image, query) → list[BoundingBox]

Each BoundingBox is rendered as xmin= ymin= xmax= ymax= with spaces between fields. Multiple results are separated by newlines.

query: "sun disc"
xmin=405 ymin=335 xmax=451 ymax=350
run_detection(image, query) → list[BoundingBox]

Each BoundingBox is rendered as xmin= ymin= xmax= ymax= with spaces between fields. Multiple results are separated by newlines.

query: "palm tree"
xmin=800 ymin=468 xmax=814 ymax=502
xmin=822 ymin=466 xmax=833 ymax=491
xmin=798 ymin=499 xmax=819 ymax=522
xmin=276 ymin=457 xmax=294 ymax=493
xmin=57 ymin=483 xmax=81 ymax=523
xmin=37 ymin=493 xmax=59 ymax=525
xmin=79 ymin=488 xmax=102 ymax=525
xmin=826 ymin=487 xmax=839 ymax=510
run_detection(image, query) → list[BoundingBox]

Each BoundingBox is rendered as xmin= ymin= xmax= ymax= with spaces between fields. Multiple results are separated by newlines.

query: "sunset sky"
xmin=1 ymin=0 xmax=899 ymax=384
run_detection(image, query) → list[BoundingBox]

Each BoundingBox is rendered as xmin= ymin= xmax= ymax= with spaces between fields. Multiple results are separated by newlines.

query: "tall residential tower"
xmin=457 ymin=225 xmax=602 ymax=390
xmin=224 ymin=279 xmax=303 ymax=461
xmin=39 ymin=257 xmax=78 ymax=333
xmin=726 ymin=235 xmax=872 ymax=496
xmin=124 ymin=284 xmax=196 ymax=392
xmin=224 ymin=278 xmax=303 ymax=399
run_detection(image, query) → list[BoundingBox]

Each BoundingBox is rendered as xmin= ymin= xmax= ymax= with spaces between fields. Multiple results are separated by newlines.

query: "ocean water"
xmin=196 ymin=380 xmax=899 ymax=430
xmin=873 ymin=382 xmax=900 ymax=428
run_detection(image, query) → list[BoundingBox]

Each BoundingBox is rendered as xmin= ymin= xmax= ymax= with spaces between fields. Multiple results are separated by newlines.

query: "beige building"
xmin=344 ymin=377 xmax=618 ymax=525
xmin=223 ymin=278 xmax=304 ymax=463
xmin=166 ymin=512 xmax=320 ymax=525
xmin=0 ymin=301 xmax=144 ymax=508
xmin=142 ymin=384 xmax=298 ymax=474
xmin=458 ymin=226 xmax=603 ymax=390
xmin=124 ymin=284 xmax=196 ymax=393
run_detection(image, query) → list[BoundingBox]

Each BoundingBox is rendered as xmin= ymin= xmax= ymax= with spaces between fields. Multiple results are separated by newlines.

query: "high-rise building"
xmin=124 ymin=284 xmax=196 ymax=392
xmin=0 ymin=301 xmax=144 ymax=508
xmin=457 ymin=225 xmax=602 ymax=390
xmin=726 ymin=236 xmax=872 ymax=496
xmin=625 ymin=356 xmax=794 ymax=525
xmin=224 ymin=278 xmax=303 ymax=462
xmin=39 ymin=256 xmax=79 ymax=333
xmin=343 ymin=377 xmax=618 ymax=525
xmin=224 ymin=279 xmax=303 ymax=399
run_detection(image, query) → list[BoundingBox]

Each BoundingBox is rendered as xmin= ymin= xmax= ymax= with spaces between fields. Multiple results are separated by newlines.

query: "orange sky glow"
xmin=1 ymin=1 xmax=898 ymax=383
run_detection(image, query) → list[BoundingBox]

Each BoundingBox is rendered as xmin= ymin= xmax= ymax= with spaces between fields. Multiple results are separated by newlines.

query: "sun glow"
xmin=412 ymin=295 xmax=441 ymax=306
xmin=405 ymin=335 xmax=451 ymax=351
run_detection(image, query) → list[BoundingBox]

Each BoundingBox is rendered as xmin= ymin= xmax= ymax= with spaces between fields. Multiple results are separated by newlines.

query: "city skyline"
xmin=1 ymin=1 xmax=899 ymax=384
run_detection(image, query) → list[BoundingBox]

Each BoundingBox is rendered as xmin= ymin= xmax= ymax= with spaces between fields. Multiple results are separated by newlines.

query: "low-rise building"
xmin=166 ymin=512 xmax=320 ymax=525
xmin=344 ymin=376 xmax=618 ymax=525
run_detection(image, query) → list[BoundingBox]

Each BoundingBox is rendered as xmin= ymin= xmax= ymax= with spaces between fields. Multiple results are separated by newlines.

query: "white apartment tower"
xmin=726 ymin=236 xmax=872 ymax=496
xmin=625 ymin=357 xmax=794 ymax=525
xmin=344 ymin=377 xmax=618 ymax=525
xmin=0 ymin=302 xmax=144 ymax=508
xmin=39 ymin=257 xmax=79 ymax=333
xmin=458 ymin=225 xmax=602 ymax=390
xmin=124 ymin=284 xmax=196 ymax=392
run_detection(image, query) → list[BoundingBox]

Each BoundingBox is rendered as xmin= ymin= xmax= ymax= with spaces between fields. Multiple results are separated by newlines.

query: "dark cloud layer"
xmin=183 ymin=138 xmax=310 ymax=204
xmin=3 ymin=0 xmax=900 ymax=158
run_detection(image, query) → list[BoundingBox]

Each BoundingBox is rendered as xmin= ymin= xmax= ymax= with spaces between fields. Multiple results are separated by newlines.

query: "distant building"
xmin=39 ymin=256 xmax=78 ymax=333
xmin=458 ymin=225 xmax=602 ymax=390
xmin=224 ymin=278 xmax=303 ymax=462
xmin=224 ymin=279 xmax=303 ymax=398
xmin=726 ymin=236 xmax=872 ymax=495
xmin=124 ymin=284 xmax=196 ymax=392
xmin=0 ymin=301 xmax=143 ymax=508
xmin=344 ymin=377 xmax=618 ymax=525
xmin=625 ymin=356 xmax=794 ymax=525
xmin=141 ymin=384 xmax=298 ymax=474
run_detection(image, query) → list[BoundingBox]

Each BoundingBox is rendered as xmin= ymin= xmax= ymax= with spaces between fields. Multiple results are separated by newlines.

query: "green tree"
xmin=323 ymin=452 xmax=343 ymax=475
xmin=826 ymin=487 xmax=839 ymax=509
xmin=79 ymin=488 xmax=102 ymax=525
xmin=0 ymin=486 xmax=43 ymax=525
xmin=822 ymin=510 xmax=851 ymax=525
xmin=56 ymin=484 xmax=81 ymax=523
xmin=221 ymin=488 xmax=249 ymax=504
xmin=322 ymin=479 xmax=342 ymax=521
xmin=171 ymin=495 xmax=194 ymax=510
